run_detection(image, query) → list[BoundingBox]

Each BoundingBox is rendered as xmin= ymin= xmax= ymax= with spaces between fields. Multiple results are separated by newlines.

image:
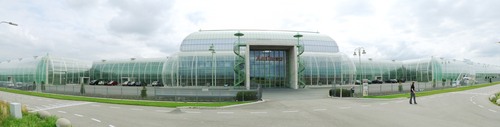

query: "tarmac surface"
xmin=1 ymin=84 xmax=500 ymax=127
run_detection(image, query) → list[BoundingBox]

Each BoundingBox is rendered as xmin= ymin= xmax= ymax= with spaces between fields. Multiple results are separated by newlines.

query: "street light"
xmin=1 ymin=21 xmax=18 ymax=26
xmin=209 ymin=44 xmax=216 ymax=87
xmin=353 ymin=47 xmax=366 ymax=97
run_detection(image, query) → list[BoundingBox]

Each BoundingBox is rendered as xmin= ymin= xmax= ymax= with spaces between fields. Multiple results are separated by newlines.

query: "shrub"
xmin=329 ymin=89 xmax=352 ymax=97
xmin=235 ymin=91 xmax=257 ymax=101
xmin=141 ymin=85 xmax=147 ymax=99
xmin=2 ymin=113 xmax=57 ymax=127
xmin=398 ymin=84 xmax=403 ymax=92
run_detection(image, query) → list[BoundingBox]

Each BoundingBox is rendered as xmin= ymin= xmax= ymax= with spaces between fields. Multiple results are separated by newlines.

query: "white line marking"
xmin=91 ymin=118 xmax=101 ymax=122
xmin=472 ymin=102 xmax=476 ymax=104
xmin=109 ymin=106 xmax=120 ymax=109
xmin=488 ymin=109 xmax=497 ymax=113
xmin=185 ymin=111 xmax=201 ymax=114
xmin=250 ymin=112 xmax=268 ymax=114
xmin=109 ymin=125 xmax=115 ymax=127
xmin=478 ymin=105 xmax=484 ymax=108
xmin=313 ymin=109 xmax=327 ymax=111
xmin=217 ymin=112 xmax=234 ymax=114
xmin=130 ymin=108 xmax=144 ymax=111
xmin=74 ymin=114 xmax=83 ymax=117
xmin=155 ymin=110 xmax=169 ymax=113
xmin=282 ymin=110 xmax=299 ymax=113
xmin=30 ymin=102 xmax=94 ymax=112
xmin=57 ymin=111 xmax=67 ymax=113
xmin=339 ymin=107 xmax=352 ymax=109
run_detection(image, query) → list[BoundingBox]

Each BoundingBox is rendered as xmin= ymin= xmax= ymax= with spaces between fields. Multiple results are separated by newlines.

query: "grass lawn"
xmin=0 ymin=88 xmax=249 ymax=108
xmin=1 ymin=113 xmax=57 ymax=127
xmin=364 ymin=82 xmax=500 ymax=99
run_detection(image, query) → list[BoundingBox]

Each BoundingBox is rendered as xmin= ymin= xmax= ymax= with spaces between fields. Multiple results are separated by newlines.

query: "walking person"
xmin=409 ymin=82 xmax=417 ymax=104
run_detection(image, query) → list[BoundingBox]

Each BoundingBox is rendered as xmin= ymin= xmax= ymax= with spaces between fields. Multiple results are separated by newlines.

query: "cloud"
xmin=0 ymin=0 xmax=499 ymax=66
xmin=107 ymin=0 xmax=174 ymax=36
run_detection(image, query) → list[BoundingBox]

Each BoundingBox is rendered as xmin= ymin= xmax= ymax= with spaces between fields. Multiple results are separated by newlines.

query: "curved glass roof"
xmin=180 ymin=30 xmax=339 ymax=53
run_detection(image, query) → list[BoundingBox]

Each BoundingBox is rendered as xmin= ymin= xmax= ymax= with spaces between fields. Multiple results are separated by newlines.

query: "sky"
xmin=1 ymin=0 xmax=499 ymax=65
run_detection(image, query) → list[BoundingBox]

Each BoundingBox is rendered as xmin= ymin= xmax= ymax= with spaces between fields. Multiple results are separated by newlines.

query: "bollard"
xmin=38 ymin=110 xmax=51 ymax=118
xmin=10 ymin=102 xmax=22 ymax=118
xmin=56 ymin=118 xmax=72 ymax=127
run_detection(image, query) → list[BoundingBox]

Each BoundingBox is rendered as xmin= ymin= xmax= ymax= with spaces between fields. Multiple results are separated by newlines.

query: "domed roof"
xmin=179 ymin=30 xmax=339 ymax=53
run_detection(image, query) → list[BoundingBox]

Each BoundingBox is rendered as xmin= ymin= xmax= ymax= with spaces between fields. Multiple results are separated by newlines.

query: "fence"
xmin=0 ymin=82 xmax=257 ymax=102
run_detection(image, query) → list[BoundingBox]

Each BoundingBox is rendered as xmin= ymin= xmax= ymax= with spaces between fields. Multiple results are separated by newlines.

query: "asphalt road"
xmin=1 ymin=84 xmax=500 ymax=127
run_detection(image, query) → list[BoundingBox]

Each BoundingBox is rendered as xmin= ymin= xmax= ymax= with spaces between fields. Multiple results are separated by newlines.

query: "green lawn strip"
xmin=364 ymin=82 xmax=500 ymax=99
xmin=0 ymin=88 xmax=249 ymax=108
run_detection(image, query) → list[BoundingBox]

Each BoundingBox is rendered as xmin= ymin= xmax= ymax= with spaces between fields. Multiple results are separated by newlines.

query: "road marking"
xmin=282 ymin=110 xmax=299 ymax=113
xmin=185 ymin=111 xmax=201 ymax=114
xmin=472 ymin=102 xmax=476 ymax=104
xmin=74 ymin=114 xmax=83 ymax=117
xmin=217 ymin=112 xmax=234 ymax=114
xmin=109 ymin=106 xmax=120 ymax=109
xmin=91 ymin=105 xmax=100 ymax=107
xmin=313 ymin=109 xmax=327 ymax=111
xmin=109 ymin=125 xmax=115 ymax=127
xmin=130 ymin=108 xmax=144 ymax=111
xmin=155 ymin=110 xmax=169 ymax=113
xmin=488 ymin=109 xmax=497 ymax=113
xmin=339 ymin=107 xmax=352 ymax=109
xmin=91 ymin=118 xmax=101 ymax=122
xmin=30 ymin=102 xmax=94 ymax=112
xmin=250 ymin=112 xmax=268 ymax=114
xmin=478 ymin=105 xmax=484 ymax=108
xmin=57 ymin=111 xmax=67 ymax=113
xmin=41 ymin=105 xmax=50 ymax=108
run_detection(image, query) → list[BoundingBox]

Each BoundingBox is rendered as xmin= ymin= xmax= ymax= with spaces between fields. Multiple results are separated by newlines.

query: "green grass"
xmin=1 ymin=113 xmax=57 ymax=127
xmin=0 ymin=88 xmax=249 ymax=108
xmin=364 ymin=82 xmax=500 ymax=99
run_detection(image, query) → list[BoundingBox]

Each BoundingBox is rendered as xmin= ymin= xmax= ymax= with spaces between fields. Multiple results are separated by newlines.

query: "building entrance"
xmin=249 ymin=50 xmax=288 ymax=88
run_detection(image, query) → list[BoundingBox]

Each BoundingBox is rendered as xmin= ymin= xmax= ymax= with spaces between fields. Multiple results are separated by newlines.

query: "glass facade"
xmin=0 ymin=55 xmax=90 ymax=85
xmin=89 ymin=58 xmax=165 ymax=84
xmin=1 ymin=30 xmax=499 ymax=88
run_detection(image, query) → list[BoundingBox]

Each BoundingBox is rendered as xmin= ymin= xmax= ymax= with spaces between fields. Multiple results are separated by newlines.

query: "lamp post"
xmin=209 ymin=44 xmax=216 ymax=87
xmin=1 ymin=21 xmax=18 ymax=26
xmin=354 ymin=47 xmax=366 ymax=97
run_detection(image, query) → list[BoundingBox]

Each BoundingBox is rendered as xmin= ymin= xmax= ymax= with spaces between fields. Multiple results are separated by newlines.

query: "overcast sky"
xmin=1 ymin=0 xmax=499 ymax=65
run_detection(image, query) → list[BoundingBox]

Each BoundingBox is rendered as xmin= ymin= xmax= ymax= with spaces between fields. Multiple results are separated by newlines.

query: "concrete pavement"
xmin=1 ymin=84 xmax=500 ymax=127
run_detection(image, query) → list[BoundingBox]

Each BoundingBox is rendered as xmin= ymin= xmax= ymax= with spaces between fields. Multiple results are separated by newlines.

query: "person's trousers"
xmin=409 ymin=92 xmax=417 ymax=104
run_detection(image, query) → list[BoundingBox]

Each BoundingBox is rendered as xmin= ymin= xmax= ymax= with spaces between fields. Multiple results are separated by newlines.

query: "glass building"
xmin=1 ymin=30 xmax=499 ymax=89
xmin=162 ymin=30 xmax=356 ymax=89
xmin=0 ymin=55 xmax=91 ymax=85
xmin=89 ymin=58 xmax=165 ymax=84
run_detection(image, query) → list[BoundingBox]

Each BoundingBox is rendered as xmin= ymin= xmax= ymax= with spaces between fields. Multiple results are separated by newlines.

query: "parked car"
xmin=134 ymin=81 xmax=143 ymax=86
xmin=151 ymin=81 xmax=163 ymax=87
xmin=106 ymin=81 xmax=118 ymax=86
xmin=89 ymin=79 xmax=106 ymax=85
xmin=127 ymin=81 xmax=136 ymax=86
xmin=355 ymin=80 xmax=361 ymax=85
xmin=397 ymin=78 xmax=406 ymax=83
xmin=385 ymin=79 xmax=398 ymax=83
xmin=97 ymin=80 xmax=106 ymax=85
xmin=372 ymin=79 xmax=384 ymax=84
xmin=121 ymin=81 xmax=130 ymax=86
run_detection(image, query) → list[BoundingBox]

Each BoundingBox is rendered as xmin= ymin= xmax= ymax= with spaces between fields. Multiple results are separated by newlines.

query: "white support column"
xmin=290 ymin=46 xmax=298 ymax=89
xmin=245 ymin=45 xmax=251 ymax=90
